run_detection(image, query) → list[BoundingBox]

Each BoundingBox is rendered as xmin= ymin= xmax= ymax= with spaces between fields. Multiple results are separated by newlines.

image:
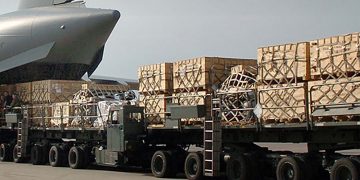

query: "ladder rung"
xmin=205 ymin=160 xmax=213 ymax=162
xmin=205 ymin=150 xmax=213 ymax=152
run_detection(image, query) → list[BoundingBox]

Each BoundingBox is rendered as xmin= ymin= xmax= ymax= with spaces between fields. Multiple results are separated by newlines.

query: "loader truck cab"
xmin=95 ymin=105 xmax=146 ymax=167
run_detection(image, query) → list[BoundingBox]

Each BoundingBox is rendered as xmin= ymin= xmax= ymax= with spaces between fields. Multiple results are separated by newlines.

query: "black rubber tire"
xmin=276 ymin=156 xmax=304 ymax=180
xmin=226 ymin=154 xmax=250 ymax=180
xmin=80 ymin=146 xmax=92 ymax=168
xmin=31 ymin=145 xmax=44 ymax=165
xmin=13 ymin=145 xmax=24 ymax=163
xmin=151 ymin=150 xmax=172 ymax=178
xmin=0 ymin=143 xmax=11 ymax=162
xmin=68 ymin=146 xmax=84 ymax=169
xmin=60 ymin=144 xmax=70 ymax=166
xmin=49 ymin=145 xmax=63 ymax=167
xmin=330 ymin=158 xmax=359 ymax=180
xmin=184 ymin=152 xmax=203 ymax=180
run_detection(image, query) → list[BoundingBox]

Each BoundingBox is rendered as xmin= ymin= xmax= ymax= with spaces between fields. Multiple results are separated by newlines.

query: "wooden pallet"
xmin=257 ymin=42 xmax=310 ymax=84
xmin=138 ymin=63 xmax=173 ymax=94
xmin=310 ymin=32 xmax=360 ymax=80
xmin=173 ymin=57 xmax=256 ymax=92
xmin=258 ymin=83 xmax=307 ymax=124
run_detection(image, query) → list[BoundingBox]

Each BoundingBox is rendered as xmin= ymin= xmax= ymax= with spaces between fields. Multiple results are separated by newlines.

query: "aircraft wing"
xmin=18 ymin=0 xmax=85 ymax=9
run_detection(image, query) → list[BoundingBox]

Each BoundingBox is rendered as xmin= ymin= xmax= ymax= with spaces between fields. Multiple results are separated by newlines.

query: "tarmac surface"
xmin=0 ymin=143 xmax=359 ymax=180
xmin=0 ymin=162 xmax=175 ymax=180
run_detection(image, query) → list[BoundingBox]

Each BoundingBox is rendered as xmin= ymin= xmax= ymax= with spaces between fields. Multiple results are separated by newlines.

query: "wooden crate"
xmin=31 ymin=80 xmax=85 ymax=104
xmin=172 ymin=91 xmax=211 ymax=124
xmin=138 ymin=63 xmax=173 ymax=94
xmin=173 ymin=57 xmax=256 ymax=92
xmin=139 ymin=94 xmax=170 ymax=124
xmin=257 ymin=42 xmax=310 ymax=85
xmin=258 ymin=83 xmax=307 ymax=124
xmin=309 ymin=77 xmax=360 ymax=122
xmin=310 ymin=32 xmax=360 ymax=80
xmin=15 ymin=82 xmax=32 ymax=104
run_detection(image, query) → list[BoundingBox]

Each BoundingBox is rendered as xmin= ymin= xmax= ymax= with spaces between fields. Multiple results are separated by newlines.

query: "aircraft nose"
xmin=90 ymin=9 xmax=121 ymax=24
xmin=112 ymin=10 xmax=121 ymax=20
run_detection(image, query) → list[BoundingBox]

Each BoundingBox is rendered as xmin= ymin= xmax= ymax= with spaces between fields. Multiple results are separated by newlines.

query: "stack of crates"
xmin=257 ymin=42 xmax=310 ymax=124
xmin=308 ymin=33 xmax=360 ymax=122
xmin=257 ymin=32 xmax=360 ymax=124
xmin=138 ymin=63 xmax=173 ymax=125
xmin=172 ymin=57 xmax=256 ymax=125
xmin=138 ymin=57 xmax=256 ymax=126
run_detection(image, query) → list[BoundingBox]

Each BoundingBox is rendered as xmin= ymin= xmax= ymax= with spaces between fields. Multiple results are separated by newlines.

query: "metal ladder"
xmin=204 ymin=98 xmax=222 ymax=177
xmin=16 ymin=109 xmax=29 ymax=157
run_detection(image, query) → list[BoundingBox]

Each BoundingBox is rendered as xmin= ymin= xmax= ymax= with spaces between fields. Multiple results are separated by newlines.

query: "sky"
xmin=1 ymin=0 xmax=360 ymax=79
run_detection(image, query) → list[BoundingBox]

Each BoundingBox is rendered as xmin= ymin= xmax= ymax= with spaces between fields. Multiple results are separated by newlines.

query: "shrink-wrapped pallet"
xmin=173 ymin=57 xmax=256 ymax=92
xmin=257 ymin=42 xmax=310 ymax=85
xmin=51 ymin=102 xmax=72 ymax=127
xmin=138 ymin=63 xmax=173 ymax=94
xmin=218 ymin=73 xmax=257 ymax=127
xmin=310 ymin=32 xmax=360 ymax=80
xmin=258 ymin=83 xmax=307 ymax=124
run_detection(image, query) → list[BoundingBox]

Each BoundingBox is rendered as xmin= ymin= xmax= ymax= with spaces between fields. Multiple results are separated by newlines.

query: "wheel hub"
xmin=283 ymin=163 xmax=295 ymax=180
xmin=338 ymin=167 xmax=352 ymax=180
xmin=154 ymin=155 xmax=164 ymax=173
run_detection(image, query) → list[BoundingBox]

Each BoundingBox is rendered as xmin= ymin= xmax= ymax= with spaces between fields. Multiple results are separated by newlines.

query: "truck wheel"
xmin=31 ymin=145 xmax=46 ymax=165
xmin=60 ymin=144 xmax=70 ymax=166
xmin=13 ymin=145 xmax=24 ymax=163
xmin=184 ymin=152 xmax=203 ymax=180
xmin=49 ymin=145 xmax=63 ymax=167
xmin=151 ymin=150 xmax=172 ymax=178
xmin=276 ymin=156 xmax=303 ymax=180
xmin=226 ymin=154 xmax=249 ymax=180
xmin=68 ymin=146 xmax=84 ymax=169
xmin=330 ymin=158 xmax=359 ymax=180
xmin=80 ymin=146 xmax=92 ymax=168
xmin=0 ymin=143 xmax=11 ymax=161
